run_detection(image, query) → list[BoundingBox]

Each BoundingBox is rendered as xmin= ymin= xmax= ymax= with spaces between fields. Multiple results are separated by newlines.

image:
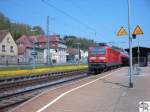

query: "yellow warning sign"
xmin=117 ymin=27 xmax=128 ymax=36
xmin=132 ymin=25 xmax=143 ymax=35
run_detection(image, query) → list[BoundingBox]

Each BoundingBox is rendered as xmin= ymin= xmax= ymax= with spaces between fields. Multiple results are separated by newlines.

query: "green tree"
xmin=64 ymin=35 xmax=96 ymax=50
xmin=0 ymin=12 xmax=45 ymax=40
xmin=31 ymin=26 xmax=45 ymax=35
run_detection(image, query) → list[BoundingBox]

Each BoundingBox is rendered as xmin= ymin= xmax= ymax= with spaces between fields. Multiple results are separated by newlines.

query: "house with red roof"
xmin=16 ymin=35 xmax=44 ymax=64
xmin=0 ymin=30 xmax=18 ymax=64
xmin=16 ymin=34 xmax=68 ymax=64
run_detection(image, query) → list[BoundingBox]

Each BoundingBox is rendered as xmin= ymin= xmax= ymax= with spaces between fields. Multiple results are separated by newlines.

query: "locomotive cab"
xmin=88 ymin=45 xmax=107 ymax=74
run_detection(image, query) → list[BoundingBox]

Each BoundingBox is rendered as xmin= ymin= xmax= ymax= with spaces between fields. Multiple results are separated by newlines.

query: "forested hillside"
xmin=0 ymin=12 xmax=96 ymax=50
xmin=0 ymin=12 xmax=44 ymax=40
xmin=64 ymin=35 xmax=96 ymax=50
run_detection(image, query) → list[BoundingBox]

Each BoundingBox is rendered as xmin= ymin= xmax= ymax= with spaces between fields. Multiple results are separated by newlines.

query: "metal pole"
xmin=138 ymin=36 xmax=140 ymax=66
xmin=127 ymin=0 xmax=133 ymax=88
xmin=78 ymin=43 xmax=80 ymax=65
xmin=47 ymin=16 xmax=51 ymax=65
xmin=33 ymin=41 xmax=36 ymax=69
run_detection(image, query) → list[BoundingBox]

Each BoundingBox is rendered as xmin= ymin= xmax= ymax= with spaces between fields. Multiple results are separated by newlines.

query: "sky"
xmin=0 ymin=0 xmax=150 ymax=49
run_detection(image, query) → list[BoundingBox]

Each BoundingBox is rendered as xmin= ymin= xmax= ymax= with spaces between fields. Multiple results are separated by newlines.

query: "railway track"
xmin=0 ymin=68 xmax=88 ymax=111
xmin=0 ymin=67 xmax=120 ymax=111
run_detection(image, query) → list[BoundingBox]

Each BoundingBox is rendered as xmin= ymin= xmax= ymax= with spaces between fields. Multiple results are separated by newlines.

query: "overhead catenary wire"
xmin=41 ymin=0 xmax=100 ymax=37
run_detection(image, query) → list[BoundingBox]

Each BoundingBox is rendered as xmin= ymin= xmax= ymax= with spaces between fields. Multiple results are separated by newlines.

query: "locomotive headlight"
xmin=90 ymin=57 xmax=96 ymax=60
xmin=99 ymin=57 xmax=106 ymax=60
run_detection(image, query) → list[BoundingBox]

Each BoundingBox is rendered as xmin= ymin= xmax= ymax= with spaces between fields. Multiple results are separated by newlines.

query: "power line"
xmin=41 ymin=0 xmax=99 ymax=36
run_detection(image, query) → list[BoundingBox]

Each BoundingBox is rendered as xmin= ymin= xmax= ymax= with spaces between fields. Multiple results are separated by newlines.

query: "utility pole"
xmin=78 ymin=43 xmax=80 ymax=65
xmin=117 ymin=1 xmax=143 ymax=88
xmin=47 ymin=16 xmax=51 ymax=65
xmin=76 ymin=43 xmax=80 ymax=65
xmin=32 ymin=40 xmax=36 ymax=69
xmin=127 ymin=0 xmax=133 ymax=88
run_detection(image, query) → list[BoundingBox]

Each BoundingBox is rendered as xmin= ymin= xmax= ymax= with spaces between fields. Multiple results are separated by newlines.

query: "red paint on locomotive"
xmin=88 ymin=44 xmax=129 ymax=74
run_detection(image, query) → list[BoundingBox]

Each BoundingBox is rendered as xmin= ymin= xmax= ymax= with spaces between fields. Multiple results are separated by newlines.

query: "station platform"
xmin=12 ymin=67 xmax=150 ymax=112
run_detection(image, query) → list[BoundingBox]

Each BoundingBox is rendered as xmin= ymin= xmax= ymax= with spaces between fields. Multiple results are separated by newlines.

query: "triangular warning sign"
xmin=132 ymin=25 xmax=143 ymax=35
xmin=117 ymin=27 xmax=128 ymax=36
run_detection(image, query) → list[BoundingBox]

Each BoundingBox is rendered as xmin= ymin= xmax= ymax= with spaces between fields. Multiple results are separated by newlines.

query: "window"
xmin=7 ymin=37 xmax=10 ymax=43
xmin=1 ymin=56 xmax=5 ymax=58
xmin=10 ymin=46 xmax=14 ymax=52
xmin=2 ymin=45 xmax=5 ymax=52
xmin=90 ymin=48 xmax=105 ymax=55
xmin=110 ymin=50 xmax=112 ymax=54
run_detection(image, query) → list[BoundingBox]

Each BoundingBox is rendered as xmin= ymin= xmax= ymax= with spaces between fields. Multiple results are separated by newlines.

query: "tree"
xmin=64 ymin=35 xmax=96 ymax=50
xmin=0 ymin=12 xmax=45 ymax=40
xmin=31 ymin=26 xmax=45 ymax=35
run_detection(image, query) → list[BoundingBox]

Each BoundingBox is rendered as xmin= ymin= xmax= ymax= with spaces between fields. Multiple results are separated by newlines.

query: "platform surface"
xmin=12 ymin=67 xmax=150 ymax=112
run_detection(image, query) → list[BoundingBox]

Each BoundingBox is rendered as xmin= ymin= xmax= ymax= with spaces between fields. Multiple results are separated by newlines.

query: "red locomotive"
xmin=88 ymin=43 xmax=129 ymax=74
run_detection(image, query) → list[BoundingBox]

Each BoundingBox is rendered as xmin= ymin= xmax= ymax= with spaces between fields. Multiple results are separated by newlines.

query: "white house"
xmin=0 ymin=30 xmax=18 ymax=64
xmin=67 ymin=48 xmax=88 ymax=63
xmin=43 ymin=35 xmax=68 ymax=64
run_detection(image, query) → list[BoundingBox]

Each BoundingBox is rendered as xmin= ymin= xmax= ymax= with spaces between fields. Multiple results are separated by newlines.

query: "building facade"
xmin=16 ymin=34 xmax=68 ymax=65
xmin=43 ymin=35 xmax=68 ymax=64
xmin=16 ymin=35 xmax=44 ymax=64
xmin=67 ymin=48 xmax=88 ymax=64
xmin=0 ymin=30 xmax=18 ymax=64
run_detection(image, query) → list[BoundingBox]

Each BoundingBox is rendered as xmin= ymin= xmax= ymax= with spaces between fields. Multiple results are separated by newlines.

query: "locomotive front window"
xmin=90 ymin=48 xmax=105 ymax=55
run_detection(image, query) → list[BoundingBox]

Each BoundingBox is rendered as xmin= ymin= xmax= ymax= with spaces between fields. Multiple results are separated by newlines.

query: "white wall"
xmin=44 ymin=49 xmax=68 ymax=64
xmin=0 ymin=33 xmax=18 ymax=56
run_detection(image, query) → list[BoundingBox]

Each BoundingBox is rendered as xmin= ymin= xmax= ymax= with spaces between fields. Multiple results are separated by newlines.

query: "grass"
xmin=0 ymin=64 xmax=88 ymax=78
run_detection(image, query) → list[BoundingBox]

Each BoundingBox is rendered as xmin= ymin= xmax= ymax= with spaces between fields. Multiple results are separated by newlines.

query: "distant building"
xmin=126 ymin=46 xmax=150 ymax=66
xmin=43 ymin=35 xmax=68 ymax=64
xmin=0 ymin=30 xmax=18 ymax=64
xmin=80 ymin=50 xmax=88 ymax=63
xmin=16 ymin=35 xmax=44 ymax=64
xmin=16 ymin=34 xmax=68 ymax=64
xmin=67 ymin=48 xmax=88 ymax=63
xmin=67 ymin=48 xmax=78 ymax=63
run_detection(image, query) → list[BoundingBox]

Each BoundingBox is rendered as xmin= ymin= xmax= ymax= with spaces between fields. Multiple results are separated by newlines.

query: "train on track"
xmin=88 ymin=43 xmax=129 ymax=74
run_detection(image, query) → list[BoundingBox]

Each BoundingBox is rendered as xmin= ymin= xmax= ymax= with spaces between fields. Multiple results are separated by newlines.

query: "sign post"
xmin=117 ymin=0 xmax=144 ymax=88
xmin=132 ymin=25 xmax=144 ymax=67
xmin=117 ymin=25 xmax=133 ymax=88
xmin=117 ymin=0 xmax=133 ymax=88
